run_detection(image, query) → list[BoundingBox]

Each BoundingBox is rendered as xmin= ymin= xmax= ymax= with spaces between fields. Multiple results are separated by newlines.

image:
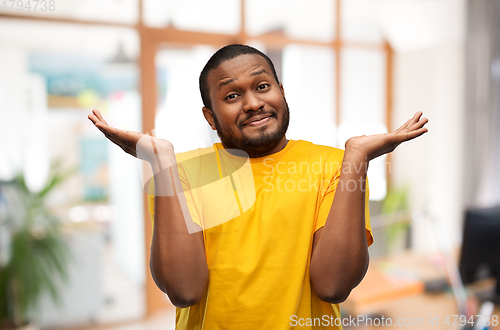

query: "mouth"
xmin=242 ymin=114 xmax=274 ymax=127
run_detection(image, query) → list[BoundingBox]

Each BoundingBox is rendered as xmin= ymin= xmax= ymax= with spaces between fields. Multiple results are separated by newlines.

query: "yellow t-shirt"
xmin=148 ymin=140 xmax=373 ymax=329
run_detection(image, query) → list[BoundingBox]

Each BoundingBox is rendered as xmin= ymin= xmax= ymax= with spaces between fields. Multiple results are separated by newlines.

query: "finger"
xmin=395 ymin=118 xmax=412 ymax=132
xmin=88 ymin=113 xmax=101 ymax=125
xmin=409 ymin=117 xmax=428 ymax=131
xmin=89 ymin=110 xmax=143 ymax=151
xmin=94 ymin=122 xmax=117 ymax=136
xmin=107 ymin=127 xmax=142 ymax=143
xmin=88 ymin=113 xmax=111 ymax=132
xmin=395 ymin=112 xmax=424 ymax=132
xmin=92 ymin=109 xmax=102 ymax=118
xmin=96 ymin=123 xmax=134 ymax=142
xmin=404 ymin=127 xmax=428 ymax=141
xmin=89 ymin=114 xmax=113 ymax=136
xmin=92 ymin=109 xmax=109 ymax=126
xmin=407 ymin=111 xmax=423 ymax=127
xmin=95 ymin=122 xmax=143 ymax=155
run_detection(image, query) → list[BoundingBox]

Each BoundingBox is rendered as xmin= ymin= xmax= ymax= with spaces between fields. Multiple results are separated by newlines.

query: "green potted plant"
xmin=0 ymin=163 xmax=73 ymax=329
xmin=381 ymin=184 xmax=412 ymax=254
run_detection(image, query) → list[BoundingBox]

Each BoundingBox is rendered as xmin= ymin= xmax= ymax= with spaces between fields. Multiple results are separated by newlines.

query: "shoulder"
xmin=175 ymin=145 xmax=216 ymax=163
xmin=174 ymin=145 xmax=221 ymax=175
xmin=289 ymin=140 xmax=345 ymax=162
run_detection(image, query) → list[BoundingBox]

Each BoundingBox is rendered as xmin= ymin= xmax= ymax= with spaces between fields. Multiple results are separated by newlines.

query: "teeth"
xmin=252 ymin=117 xmax=266 ymax=123
xmin=249 ymin=117 xmax=269 ymax=126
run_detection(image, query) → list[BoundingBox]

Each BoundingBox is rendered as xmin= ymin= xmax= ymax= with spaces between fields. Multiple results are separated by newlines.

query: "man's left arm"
xmin=310 ymin=112 xmax=428 ymax=304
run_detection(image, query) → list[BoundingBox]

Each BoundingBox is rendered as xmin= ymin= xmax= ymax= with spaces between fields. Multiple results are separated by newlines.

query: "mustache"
xmin=238 ymin=110 xmax=277 ymax=127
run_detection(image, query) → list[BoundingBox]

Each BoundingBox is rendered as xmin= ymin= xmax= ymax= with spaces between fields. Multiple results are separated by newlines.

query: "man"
xmin=88 ymin=44 xmax=428 ymax=329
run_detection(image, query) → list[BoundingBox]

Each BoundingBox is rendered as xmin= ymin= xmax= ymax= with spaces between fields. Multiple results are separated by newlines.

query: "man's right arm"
xmin=149 ymin=151 xmax=208 ymax=308
xmin=88 ymin=109 xmax=208 ymax=308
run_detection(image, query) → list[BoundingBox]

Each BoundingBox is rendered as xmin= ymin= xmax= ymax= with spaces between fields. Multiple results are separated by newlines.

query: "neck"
xmin=219 ymin=136 xmax=289 ymax=158
xmin=246 ymin=137 xmax=289 ymax=158
xmin=231 ymin=136 xmax=288 ymax=158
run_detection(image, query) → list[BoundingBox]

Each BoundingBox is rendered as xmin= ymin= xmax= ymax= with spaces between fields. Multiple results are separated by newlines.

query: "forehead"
xmin=207 ymin=54 xmax=272 ymax=88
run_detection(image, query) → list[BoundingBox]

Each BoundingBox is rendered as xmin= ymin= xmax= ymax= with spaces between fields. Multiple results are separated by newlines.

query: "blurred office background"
xmin=0 ymin=0 xmax=499 ymax=329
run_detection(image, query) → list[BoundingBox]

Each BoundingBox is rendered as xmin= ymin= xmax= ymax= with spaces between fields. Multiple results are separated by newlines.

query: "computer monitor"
xmin=459 ymin=206 xmax=500 ymax=304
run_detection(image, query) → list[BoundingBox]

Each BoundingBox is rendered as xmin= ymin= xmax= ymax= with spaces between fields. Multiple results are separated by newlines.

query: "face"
xmin=202 ymin=54 xmax=289 ymax=158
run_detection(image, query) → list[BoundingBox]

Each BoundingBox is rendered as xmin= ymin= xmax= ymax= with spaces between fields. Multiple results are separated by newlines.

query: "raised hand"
xmin=87 ymin=109 xmax=174 ymax=167
xmin=345 ymin=111 xmax=428 ymax=161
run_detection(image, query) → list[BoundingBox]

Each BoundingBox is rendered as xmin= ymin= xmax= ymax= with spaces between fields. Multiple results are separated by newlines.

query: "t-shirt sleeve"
xmin=314 ymin=157 xmax=373 ymax=247
xmin=176 ymin=163 xmax=202 ymax=228
xmin=147 ymin=162 xmax=202 ymax=230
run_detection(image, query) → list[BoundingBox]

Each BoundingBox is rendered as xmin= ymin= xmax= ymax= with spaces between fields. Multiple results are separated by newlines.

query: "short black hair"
xmin=199 ymin=44 xmax=280 ymax=110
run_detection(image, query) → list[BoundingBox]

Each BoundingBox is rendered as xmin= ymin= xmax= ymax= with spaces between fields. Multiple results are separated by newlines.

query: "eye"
xmin=225 ymin=93 xmax=238 ymax=100
xmin=257 ymin=84 xmax=270 ymax=90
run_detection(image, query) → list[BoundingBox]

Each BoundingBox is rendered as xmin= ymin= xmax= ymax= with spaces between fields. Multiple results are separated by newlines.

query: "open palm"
xmin=88 ymin=109 xmax=174 ymax=165
xmin=346 ymin=111 xmax=429 ymax=161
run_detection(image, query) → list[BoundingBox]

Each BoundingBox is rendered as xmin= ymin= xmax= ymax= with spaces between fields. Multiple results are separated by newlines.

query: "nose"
xmin=242 ymin=91 xmax=265 ymax=112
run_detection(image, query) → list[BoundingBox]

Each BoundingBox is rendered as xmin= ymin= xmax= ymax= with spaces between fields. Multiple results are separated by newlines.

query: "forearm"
xmin=310 ymin=146 xmax=369 ymax=303
xmin=149 ymin=151 xmax=208 ymax=307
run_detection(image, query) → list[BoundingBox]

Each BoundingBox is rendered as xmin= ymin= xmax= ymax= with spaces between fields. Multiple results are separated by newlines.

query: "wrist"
xmin=150 ymin=149 xmax=176 ymax=173
xmin=341 ymin=146 xmax=369 ymax=179
xmin=344 ymin=144 xmax=369 ymax=164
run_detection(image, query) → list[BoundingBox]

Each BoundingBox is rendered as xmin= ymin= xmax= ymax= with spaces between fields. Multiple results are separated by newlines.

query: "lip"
xmin=243 ymin=114 xmax=273 ymax=127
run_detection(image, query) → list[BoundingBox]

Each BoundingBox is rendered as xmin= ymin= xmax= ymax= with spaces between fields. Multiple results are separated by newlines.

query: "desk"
xmin=348 ymin=291 xmax=500 ymax=330
xmin=343 ymin=252 xmax=500 ymax=330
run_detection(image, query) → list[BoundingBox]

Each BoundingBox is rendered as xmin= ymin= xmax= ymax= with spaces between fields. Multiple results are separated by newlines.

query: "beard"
xmin=213 ymin=102 xmax=290 ymax=158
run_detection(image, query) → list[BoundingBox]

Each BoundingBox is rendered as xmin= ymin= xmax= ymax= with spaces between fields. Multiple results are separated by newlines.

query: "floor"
xmin=44 ymin=241 xmax=177 ymax=330
xmin=65 ymin=309 xmax=177 ymax=330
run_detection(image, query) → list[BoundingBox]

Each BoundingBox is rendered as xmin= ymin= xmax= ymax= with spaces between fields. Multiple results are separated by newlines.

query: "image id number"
xmin=1 ymin=0 xmax=55 ymax=11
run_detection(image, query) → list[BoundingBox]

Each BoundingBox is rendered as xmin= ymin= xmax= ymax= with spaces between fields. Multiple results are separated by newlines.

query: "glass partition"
xmin=340 ymin=48 xmax=386 ymax=124
xmin=143 ymin=0 xmax=240 ymax=33
xmin=245 ymin=0 xmax=335 ymax=42
xmin=283 ymin=45 xmax=337 ymax=147
xmin=154 ymin=45 xmax=216 ymax=153
xmin=341 ymin=0 xmax=384 ymax=43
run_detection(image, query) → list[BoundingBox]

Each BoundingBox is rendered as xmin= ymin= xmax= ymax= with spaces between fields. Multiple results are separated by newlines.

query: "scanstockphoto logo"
xmin=136 ymin=134 xmax=256 ymax=234
xmin=259 ymin=158 xmax=383 ymax=193
xmin=261 ymin=157 xmax=338 ymax=193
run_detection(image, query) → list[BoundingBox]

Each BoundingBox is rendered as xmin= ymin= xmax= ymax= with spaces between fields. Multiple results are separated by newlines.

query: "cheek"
xmin=265 ymin=91 xmax=286 ymax=106
xmin=218 ymin=105 xmax=242 ymax=123
xmin=215 ymin=110 xmax=243 ymax=134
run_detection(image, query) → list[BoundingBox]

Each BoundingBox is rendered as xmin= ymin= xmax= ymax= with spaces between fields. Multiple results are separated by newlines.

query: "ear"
xmin=279 ymin=83 xmax=285 ymax=98
xmin=202 ymin=107 xmax=216 ymax=130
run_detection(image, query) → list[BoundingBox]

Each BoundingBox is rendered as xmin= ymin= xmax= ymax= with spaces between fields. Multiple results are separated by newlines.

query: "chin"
xmin=215 ymin=107 xmax=289 ymax=156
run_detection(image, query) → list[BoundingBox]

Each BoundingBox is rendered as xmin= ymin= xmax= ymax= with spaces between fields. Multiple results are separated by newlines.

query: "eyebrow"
xmin=218 ymin=78 xmax=235 ymax=90
xmin=217 ymin=69 xmax=269 ymax=90
xmin=250 ymin=69 xmax=267 ymax=77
